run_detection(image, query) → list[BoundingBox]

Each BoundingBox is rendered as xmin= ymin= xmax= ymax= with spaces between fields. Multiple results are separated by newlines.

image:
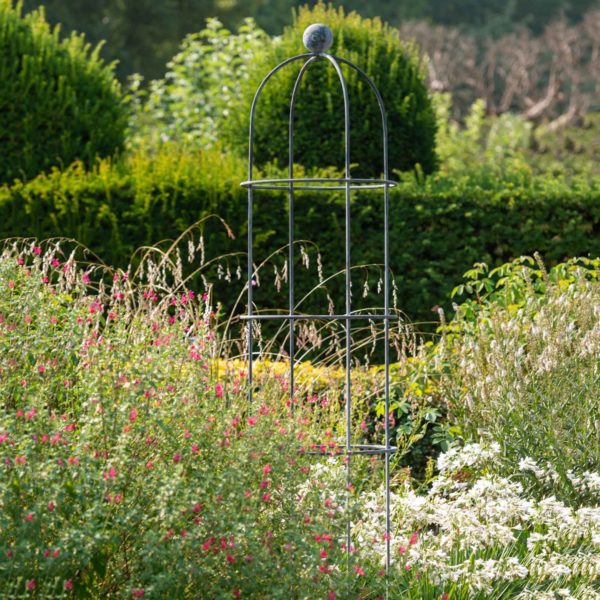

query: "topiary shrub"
xmin=222 ymin=2 xmax=438 ymax=177
xmin=0 ymin=1 xmax=127 ymax=184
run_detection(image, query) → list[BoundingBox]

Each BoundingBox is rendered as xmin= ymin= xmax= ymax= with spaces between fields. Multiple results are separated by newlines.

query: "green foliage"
xmin=127 ymin=18 xmax=269 ymax=150
xmin=0 ymin=1 xmax=127 ymax=185
xmin=433 ymin=94 xmax=599 ymax=181
xmin=0 ymin=245 xmax=386 ymax=597
xmin=223 ymin=2 xmax=438 ymax=178
xmin=433 ymin=94 xmax=534 ymax=184
xmin=531 ymin=112 xmax=600 ymax=178
xmin=441 ymin=256 xmax=600 ymax=505
xmin=2 ymin=147 xmax=600 ymax=326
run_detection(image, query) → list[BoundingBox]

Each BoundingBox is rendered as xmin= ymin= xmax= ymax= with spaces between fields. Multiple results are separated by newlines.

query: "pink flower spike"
xmin=64 ymin=580 xmax=73 ymax=591
xmin=215 ymin=383 xmax=224 ymax=398
xmin=173 ymin=452 xmax=181 ymax=463
xmin=129 ymin=408 xmax=138 ymax=423
xmin=27 ymin=579 xmax=36 ymax=590
xmin=191 ymin=443 xmax=199 ymax=453
xmin=263 ymin=464 xmax=272 ymax=475
xmin=409 ymin=531 xmax=419 ymax=545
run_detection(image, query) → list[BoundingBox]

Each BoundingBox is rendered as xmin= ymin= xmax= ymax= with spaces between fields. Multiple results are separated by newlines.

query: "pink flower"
xmin=215 ymin=383 xmax=224 ymax=398
xmin=263 ymin=464 xmax=272 ymax=475
xmin=328 ymin=593 xmax=336 ymax=600
xmin=398 ymin=545 xmax=407 ymax=554
xmin=33 ymin=246 xmax=42 ymax=255
xmin=82 ymin=272 xmax=91 ymax=284
xmin=26 ymin=512 xmax=34 ymax=522
xmin=103 ymin=466 xmax=117 ymax=480
xmin=15 ymin=455 xmax=26 ymax=465
xmin=64 ymin=580 xmax=73 ymax=591
xmin=51 ymin=258 xmax=60 ymax=267
xmin=409 ymin=531 xmax=419 ymax=545
xmin=233 ymin=590 xmax=241 ymax=598
xmin=145 ymin=461 xmax=153 ymax=470
xmin=53 ymin=549 xmax=60 ymax=558
xmin=247 ymin=416 xmax=257 ymax=426
xmin=226 ymin=554 xmax=235 ymax=563
xmin=47 ymin=501 xmax=56 ymax=512
xmin=27 ymin=579 xmax=36 ymax=590
xmin=191 ymin=443 xmax=199 ymax=453
xmin=441 ymin=594 xmax=449 ymax=600
xmin=38 ymin=365 xmax=46 ymax=373
xmin=173 ymin=452 xmax=181 ymax=463
xmin=354 ymin=565 xmax=365 ymax=576
xmin=129 ymin=408 xmax=138 ymax=423
xmin=261 ymin=493 xmax=271 ymax=503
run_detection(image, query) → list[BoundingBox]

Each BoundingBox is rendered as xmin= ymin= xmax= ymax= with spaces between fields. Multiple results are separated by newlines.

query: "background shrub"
xmin=435 ymin=257 xmax=600 ymax=506
xmin=0 ymin=1 xmax=127 ymax=185
xmin=127 ymin=18 xmax=269 ymax=151
xmin=2 ymin=147 xmax=600 ymax=327
xmin=222 ymin=2 xmax=438 ymax=178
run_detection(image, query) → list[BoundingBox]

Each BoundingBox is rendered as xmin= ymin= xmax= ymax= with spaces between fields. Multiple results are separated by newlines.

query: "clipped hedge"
xmin=0 ymin=1 xmax=126 ymax=184
xmin=1 ymin=148 xmax=600 ymax=324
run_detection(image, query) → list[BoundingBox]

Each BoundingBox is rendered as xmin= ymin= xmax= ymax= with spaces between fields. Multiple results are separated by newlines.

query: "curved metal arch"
xmin=247 ymin=53 xmax=312 ymax=180
xmin=333 ymin=55 xmax=390 ymax=179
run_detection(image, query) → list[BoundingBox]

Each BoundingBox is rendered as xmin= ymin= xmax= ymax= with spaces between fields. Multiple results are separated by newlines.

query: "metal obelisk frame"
xmin=240 ymin=23 xmax=398 ymax=573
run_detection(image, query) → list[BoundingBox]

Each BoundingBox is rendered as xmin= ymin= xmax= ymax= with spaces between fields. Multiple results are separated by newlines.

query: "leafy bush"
xmin=127 ymin=18 xmax=269 ymax=150
xmin=222 ymin=2 xmax=438 ymax=177
xmin=0 ymin=241 xmax=393 ymax=597
xmin=1 ymin=148 xmax=600 ymax=326
xmin=437 ymin=256 xmax=600 ymax=505
xmin=0 ymin=1 xmax=126 ymax=184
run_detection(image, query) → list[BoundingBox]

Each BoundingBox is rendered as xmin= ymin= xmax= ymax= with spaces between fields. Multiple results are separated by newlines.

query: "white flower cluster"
xmin=352 ymin=443 xmax=600 ymax=596
xmin=520 ymin=456 xmax=600 ymax=499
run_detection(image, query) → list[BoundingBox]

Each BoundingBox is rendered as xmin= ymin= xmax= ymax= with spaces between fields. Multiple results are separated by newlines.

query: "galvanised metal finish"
xmin=244 ymin=23 xmax=397 ymax=575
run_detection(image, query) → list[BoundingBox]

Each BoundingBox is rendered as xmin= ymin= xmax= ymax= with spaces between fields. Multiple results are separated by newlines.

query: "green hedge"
xmin=1 ymin=148 xmax=599 ymax=324
xmin=0 ymin=2 xmax=126 ymax=185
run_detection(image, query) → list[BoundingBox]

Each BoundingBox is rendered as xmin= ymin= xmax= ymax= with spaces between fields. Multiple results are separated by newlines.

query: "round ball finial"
xmin=303 ymin=23 xmax=333 ymax=54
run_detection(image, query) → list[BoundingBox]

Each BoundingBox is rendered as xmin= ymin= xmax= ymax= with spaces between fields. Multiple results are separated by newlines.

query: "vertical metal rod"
xmin=324 ymin=54 xmax=352 ymax=568
xmin=247 ymin=188 xmax=253 ymax=404
xmin=246 ymin=53 xmax=311 ymax=405
xmin=336 ymin=55 xmax=393 ymax=575
xmin=384 ymin=182 xmax=391 ymax=576
xmin=288 ymin=57 xmax=317 ymax=412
